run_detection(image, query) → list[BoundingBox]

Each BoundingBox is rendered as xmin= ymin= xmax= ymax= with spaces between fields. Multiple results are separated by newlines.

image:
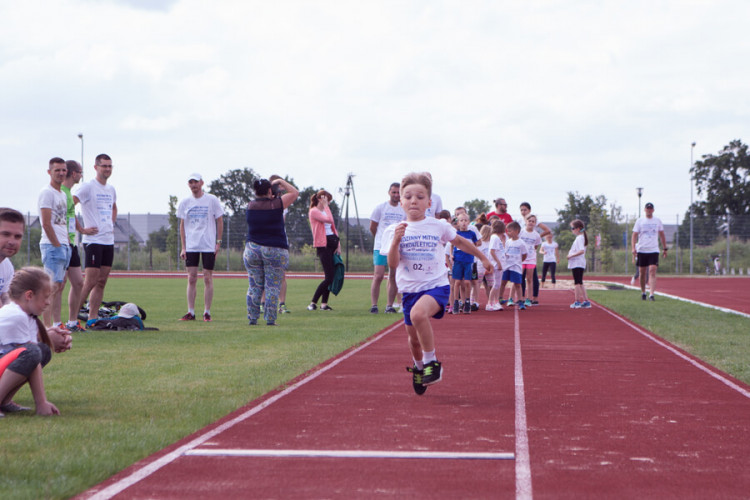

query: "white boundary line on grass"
xmin=514 ymin=308 xmax=533 ymax=500
xmin=597 ymin=305 xmax=750 ymax=400
xmin=85 ymin=322 xmax=404 ymax=500
xmin=595 ymin=281 xmax=750 ymax=319
xmin=185 ymin=449 xmax=514 ymax=460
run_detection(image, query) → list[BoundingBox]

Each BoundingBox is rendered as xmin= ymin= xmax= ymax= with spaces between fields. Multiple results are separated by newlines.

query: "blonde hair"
xmin=480 ymin=224 xmax=492 ymax=241
xmin=9 ymin=267 xmax=52 ymax=347
xmin=400 ymin=172 xmax=432 ymax=197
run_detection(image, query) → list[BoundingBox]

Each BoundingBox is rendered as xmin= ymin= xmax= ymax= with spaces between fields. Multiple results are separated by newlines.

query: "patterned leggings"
xmin=243 ymin=242 xmax=289 ymax=324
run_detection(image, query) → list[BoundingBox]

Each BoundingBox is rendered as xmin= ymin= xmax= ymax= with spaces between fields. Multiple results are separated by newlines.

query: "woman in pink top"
xmin=307 ymin=190 xmax=340 ymax=311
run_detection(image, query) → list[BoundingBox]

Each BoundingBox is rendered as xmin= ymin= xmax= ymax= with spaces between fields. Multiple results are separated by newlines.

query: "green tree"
xmin=208 ymin=167 xmax=259 ymax=215
xmin=677 ymin=202 xmax=721 ymax=246
xmin=463 ymin=198 xmax=491 ymax=220
xmin=166 ymin=195 xmax=179 ymax=266
xmin=692 ymin=139 xmax=750 ymax=240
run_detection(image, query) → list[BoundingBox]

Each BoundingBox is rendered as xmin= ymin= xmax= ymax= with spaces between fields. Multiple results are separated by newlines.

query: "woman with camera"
xmin=307 ymin=189 xmax=340 ymax=311
xmin=244 ymin=177 xmax=298 ymax=325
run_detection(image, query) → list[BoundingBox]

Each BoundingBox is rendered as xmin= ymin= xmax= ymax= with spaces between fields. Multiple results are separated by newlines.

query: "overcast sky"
xmin=3 ymin=0 xmax=748 ymax=224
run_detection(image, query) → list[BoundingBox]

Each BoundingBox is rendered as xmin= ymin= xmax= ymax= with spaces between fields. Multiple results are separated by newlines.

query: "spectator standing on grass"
xmin=244 ymin=177 xmax=299 ymax=326
xmin=61 ymin=160 xmax=92 ymax=332
xmin=381 ymin=172 xmax=492 ymax=394
xmin=307 ymin=190 xmax=340 ymax=312
xmin=568 ymin=219 xmax=591 ymax=309
xmin=539 ymin=233 xmax=559 ymax=287
xmin=178 ymin=173 xmax=224 ymax=322
xmin=369 ymin=182 xmax=405 ymax=314
xmin=73 ymin=154 xmax=117 ymax=326
xmin=38 ymin=157 xmax=71 ymax=328
xmin=631 ymin=202 xmax=667 ymax=302
xmin=0 ymin=208 xmax=26 ymax=308
xmin=0 ymin=267 xmax=72 ymax=418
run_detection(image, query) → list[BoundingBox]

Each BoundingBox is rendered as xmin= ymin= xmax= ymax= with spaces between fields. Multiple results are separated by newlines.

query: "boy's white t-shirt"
xmin=0 ymin=259 xmax=15 ymax=297
xmin=489 ymin=234 xmax=507 ymax=270
xmin=38 ymin=185 xmax=69 ymax=246
xmin=519 ymin=228 xmax=542 ymax=265
xmin=177 ymin=193 xmax=224 ymax=252
xmin=633 ymin=216 xmax=664 ymax=253
xmin=75 ymin=179 xmax=117 ymax=245
xmin=370 ymin=201 xmax=405 ymax=253
xmin=503 ymin=238 xmax=526 ymax=274
xmin=541 ymin=241 xmax=558 ymax=263
xmin=568 ymin=234 xmax=587 ymax=269
xmin=0 ymin=302 xmax=38 ymax=351
xmin=380 ymin=217 xmax=457 ymax=293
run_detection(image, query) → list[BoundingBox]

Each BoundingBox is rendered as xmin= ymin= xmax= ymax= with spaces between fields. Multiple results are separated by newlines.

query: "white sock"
xmin=188 ymin=308 xmax=195 ymax=315
xmin=422 ymin=350 xmax=437 ymax=364
xmin=413 ymin=359 xmax=424 ymax=370
xmin=66 ymin=320 xmax=77 ymax=327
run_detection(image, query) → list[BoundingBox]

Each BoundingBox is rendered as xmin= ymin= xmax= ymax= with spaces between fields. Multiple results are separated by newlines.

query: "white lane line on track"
xmin=597 ymin=305 xmax=750 ymax=400
xmin=595 ymin=281 xmax=750 ymax=319
xmin=186 ymin=449 xmax=514 ymax=460
xmin=84 ymin=321 xmax=405 ymax=500
xmin=514 ymin=308 xmax=533 ymax=500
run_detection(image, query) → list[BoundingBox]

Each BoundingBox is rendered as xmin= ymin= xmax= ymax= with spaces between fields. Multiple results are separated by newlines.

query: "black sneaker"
xmin=471 ymin=302 xmax=479 ymax=312
xmin=649 ymin=295 xmax=655 ymax=301
xmin=463 ymin=300 xmax=471 ymax=314
xmin=384 ymin=305 xmax=398 ymax=314
xmin=422 ymin=360 xmax=443 ymax=386
xmin=180 ymin=312 xmax=196 ymax=321
xmin=641 ymin=293 xmax=647 ymax=301
xmin=307 ymin=303 xmax=317 ymax=311
xmin=370 ymin=306 xmax=379 ymax=314
xmin=320 ymin=304 xmax=333 ymax=311
xmin=453 ymin=299 xmax=460 ymax=314
xmin=406 ymin=365 xmax=427 ymax=395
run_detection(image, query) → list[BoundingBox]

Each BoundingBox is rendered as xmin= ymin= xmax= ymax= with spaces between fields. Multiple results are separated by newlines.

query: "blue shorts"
xmin=402 ymin=285 xmax=450 ymax=326
xmin=502 ymin=269 xmax=523 ymax=284
xmin=452 ymin=261 xmax=473 ymax=280
xmin=40 ymin=243 xmax=72 ymax=282
xmin=373 ymin=250 xmax=387 ymax=267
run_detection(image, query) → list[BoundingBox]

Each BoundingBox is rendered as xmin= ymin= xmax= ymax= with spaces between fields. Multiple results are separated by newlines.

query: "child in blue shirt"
xmin=452 ymin=213 xmax=478 ymax=314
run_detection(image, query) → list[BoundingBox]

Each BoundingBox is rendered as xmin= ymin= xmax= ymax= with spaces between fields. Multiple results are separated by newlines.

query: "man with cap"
xmin=631 ymin=202 xmax=667 ymax=301
xmin=177 ymin=173 xmax=224 ymax=321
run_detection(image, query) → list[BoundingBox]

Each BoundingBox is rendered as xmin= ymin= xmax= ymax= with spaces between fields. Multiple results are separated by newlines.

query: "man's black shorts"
xmin=83 ymin=243 xmax=115 ymax=268
xmin=636 ymin=252 xmax=659 ymax=267
xmin=185 ymin=252 xmax=216 ymax=270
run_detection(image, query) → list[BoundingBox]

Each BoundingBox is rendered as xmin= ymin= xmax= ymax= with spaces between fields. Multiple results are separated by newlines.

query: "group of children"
xmin=382 ymin=173 xmax=591 ymax=395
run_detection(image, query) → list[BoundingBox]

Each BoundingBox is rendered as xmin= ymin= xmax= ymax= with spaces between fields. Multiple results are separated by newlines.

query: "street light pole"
xmin=636 ymin=187 xmax=643 ymax=218
xmin=689 ymin=141 xmax=696 ymax=274
xmin=78 ymin=133 xmax=84 ymax=181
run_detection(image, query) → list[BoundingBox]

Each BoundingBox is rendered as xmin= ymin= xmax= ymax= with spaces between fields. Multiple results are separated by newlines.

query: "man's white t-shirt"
xmin=380 ymin=217 xmax=456 ymax=293
xmin=370 ymin=201 xmax=405 ymax=253
xmin=177 ymin=193 xmax=224 ymax=253
xmin=75 ymin=179 xmax=117 ymax=245
xmin=0 ymin=302 xmax=38 ymax=350
xmin=633 ymin=216 xmax=664 ymax=253
xmin=541 ymin=241 xmax=559 ymax=263
xmin=424 ymin=193 xmax=443 ymax=218
xmin=0 ymin=259 xmax=14 ymax=298
xmin=519 ymin=228 xmax=542 ymax=265
xmin=38 ymin=185 xmax=69 ymax=246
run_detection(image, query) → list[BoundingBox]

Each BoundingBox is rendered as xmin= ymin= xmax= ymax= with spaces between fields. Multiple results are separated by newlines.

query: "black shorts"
xmin=571 ymin=267 xmax=585 ymax=285
xmin=67 ymin=244 xmax=81 ymax=269
xmin=636 ymin=252 xmax=659 ymax=267
xmin=83 ymin=243 xmax=114 ymax=268
xmin=185 ymin=252 xmax=216 ymax=270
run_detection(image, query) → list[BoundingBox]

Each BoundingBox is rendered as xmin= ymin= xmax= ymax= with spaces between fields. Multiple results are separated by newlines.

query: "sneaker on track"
xmin=422 ymin=360 xmax=443 ymax=386
xmin=180 ymin=312 xmax=196 ymax=321
xmin=453 ymin=299 xmax=460 ymax=314
xmin=203 ymin=312 xmax=212 ymax=322
xmin=406 ymin=365 xmax=427 ymax=395
xmin=384 ymin=305 xmax=398 ymax=314
xmin=524 ymin=299 xmax=532 ymax=307
xmin=581 ymin=301 xmax=592 ymax=308
xmin=471 ymin=302 xmax=479 ymax=312
xmin=519 ymin=303 xmax=526 ymax=310
xmin=641 ymin=293 xmax=647 ymax=301
xmin=507 ymin=298 xmax=514 ymax=307
xmin=570 ymin=301 xmax=582 ymax=309
xmin=370 ymin=306 xmax=379 ymax=314
xmin=531 ymin=300 xmax=539 ymax=306
xmin=463 ymin=300 xmax=471 ymax=314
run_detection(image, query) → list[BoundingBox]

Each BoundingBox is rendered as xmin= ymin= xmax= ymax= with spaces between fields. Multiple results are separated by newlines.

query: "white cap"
xmin=188 ymin=173 xmax=203 ymax=182
xmin=118 ymin=303 xmax=140 ymax=319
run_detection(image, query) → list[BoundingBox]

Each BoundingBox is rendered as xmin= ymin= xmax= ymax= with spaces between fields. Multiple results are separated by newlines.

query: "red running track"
xmin=77 ymin=290 xmax=750 ymax=499
xmin=590 ymin=275 xmax=750 ymax=315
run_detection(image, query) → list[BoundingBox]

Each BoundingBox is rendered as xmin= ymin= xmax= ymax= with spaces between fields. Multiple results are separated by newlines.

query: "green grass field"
xmin=1 ymin=276 xmax=748 ymax=499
